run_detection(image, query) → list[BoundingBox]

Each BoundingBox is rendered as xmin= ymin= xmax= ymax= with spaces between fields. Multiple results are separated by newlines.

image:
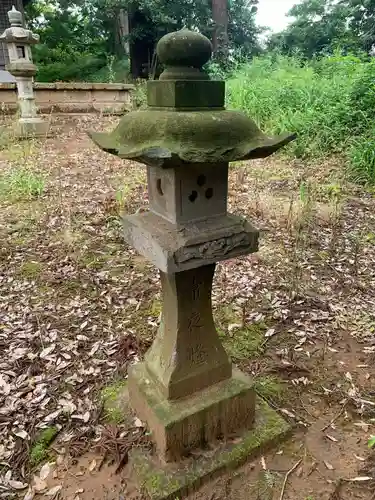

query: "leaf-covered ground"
xmin=0 ymin=116 xmax=375 ymax=500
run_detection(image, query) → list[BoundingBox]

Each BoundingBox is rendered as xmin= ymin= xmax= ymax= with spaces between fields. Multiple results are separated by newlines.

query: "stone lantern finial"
xmin=8 ymin=6 xmax=23 ymax=27
xmin=157 ymin=29 xmax=212 ymax=80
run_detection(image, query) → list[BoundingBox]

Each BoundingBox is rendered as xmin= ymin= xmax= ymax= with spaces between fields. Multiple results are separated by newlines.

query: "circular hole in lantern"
xmin=205 ymin=188 xmax=213 ymax=199
xmin=197 ymin=174 xmax=206 ymax=187
xmin=189 ymin=190 xmax=198 ymax=202
xmin=156 ymin=178 xmax=163 ymax=196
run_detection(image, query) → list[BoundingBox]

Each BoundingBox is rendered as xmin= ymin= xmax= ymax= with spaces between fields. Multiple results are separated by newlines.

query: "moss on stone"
xmin=100 ymin=380 xmax=128 ymax=424
xmin=89 ymin=109 xmax=296 ymax=168
xmin=130 ymin=398 xmax=291 ymax=500
xmin=150 ymin=299 xmax=162 ymax=317
xmin=130 ymin=363 xmax=254 ymax=427
xmin=29 ymin=427 xmax=58 ymax=466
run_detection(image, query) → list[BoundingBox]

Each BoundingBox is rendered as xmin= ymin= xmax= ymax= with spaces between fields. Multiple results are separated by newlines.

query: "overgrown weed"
xmin=0 ymin=166 xmax=46 ymax=201
xmin=228 ymin=53 xmax=375 ymax=183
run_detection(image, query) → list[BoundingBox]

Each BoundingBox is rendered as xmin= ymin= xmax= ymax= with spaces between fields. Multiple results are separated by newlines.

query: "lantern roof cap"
xmin=89 ymin=109 xmax=296 ymax=167
xmin=89 ymin=29 xmax=296 ymax=167
xmin=0 ymin=7 xmax=39 ymax=45
xmin=8 ymin=6 xmax=23 ymax=27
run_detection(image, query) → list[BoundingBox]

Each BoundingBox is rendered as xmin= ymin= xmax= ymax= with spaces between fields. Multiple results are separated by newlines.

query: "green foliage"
xmin=349 ymin=134 xmax=375 ymax=185
xmin=268 ymin=0 xmax=375 ymax=58
xmin=132 ymin=80 xmax=148 ymax=109
xmin=26 ymin=1 xmax=110 ymax=82
xmin=26 ymin=0 xmax=261 ymax=82
xmin=218 ymin=322 xmax=267 ymax=360
xmin=228 ymin=53 xmax=375 ymax=182
xmin=254 ymin=376 xmax=284 ymax=403
xmin=30 ymin=427 xmax=58 ymax=466
xmin=0 ymin=167 xmax=46 ymax=201
xmin=368 ymin=435 xmax=375 ymax=448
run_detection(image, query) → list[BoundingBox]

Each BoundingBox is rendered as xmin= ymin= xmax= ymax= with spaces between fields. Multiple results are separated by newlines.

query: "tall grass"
xmin=227 ymin=53 xmax=375 ymax=184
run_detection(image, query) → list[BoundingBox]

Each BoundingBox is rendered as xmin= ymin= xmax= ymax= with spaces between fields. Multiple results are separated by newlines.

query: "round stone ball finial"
xmin=157 ymin=29 xmax=213 ymax=80
xmin=8 ymin=6 xmax=23 ymax=27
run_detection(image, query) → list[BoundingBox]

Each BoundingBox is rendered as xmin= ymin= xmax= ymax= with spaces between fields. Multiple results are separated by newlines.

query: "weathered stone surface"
xmin=0 ymin=82 xmax=133 ymax=115
xmin=89 ymin=28 xmax=296 ymax=165
xmin=89 ymin=28 xmax=296 ymax=500
xmin=15 ymin=117 xmax=49 ymax=138
xmin=0 ymin=6 xmax=47 ymax=136
xmin=157 ymin=29 xmax=212 ymax=81
xmin=145 ymin=265 xmax=232 ymax=400
xmin=89 ymin=109 xmax=296 ymax=167
xmin=148 ymin=163 xmax=228 ymax=225
xmin=129 ymin=364 xmax=256 ymax=462
xmin=122 ymin=211 xmax=259 ymax=273
xmin=129 ymin=396 xmax=291 ymax=499
xmin=147 ymin=80 xmax=225 ymax=109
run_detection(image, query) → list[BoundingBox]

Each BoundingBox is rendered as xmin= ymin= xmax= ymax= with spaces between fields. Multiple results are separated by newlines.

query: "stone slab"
xmin=147 ymin=80 xmax=225 ymax=109
xmin=15 ymin=118 xmax=49 ymax=138
xmin=122 ymin=211 xmax=259 ymax=273
xmin=129 ymin=397 xmax=291 ymax=500
xmin=129 ymin=364 xmax=255 ymax=461
xmin=0 ymin=83 xmax=133 ymax=115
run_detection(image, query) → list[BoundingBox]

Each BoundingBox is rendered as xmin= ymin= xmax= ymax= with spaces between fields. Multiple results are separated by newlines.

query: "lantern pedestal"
xmin=128 ymin=262 xmax=255 ymax=462
xmin=129 ymin=364 xmax=256 ymax=462
xmin=127 ymin=396 xmax=291 ymax=500
xmin=15 ymin=117 xmax=49 ymax=138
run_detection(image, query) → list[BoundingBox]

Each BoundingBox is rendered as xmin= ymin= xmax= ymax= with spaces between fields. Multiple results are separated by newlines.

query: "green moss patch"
xmin=130 ymin=398 xmax=291 ymax=500
xmin=254 ymin=376 xmax=285 ymax=404
xmin=18 ymin=260 xmax=43 ymax=279
xmin=218 ymin=322 xmax=267 ymax=360
xmin=30 ymin=427 xmax=58 ymax=466
xmin=100 ymin=380 xmax=128 ymax=424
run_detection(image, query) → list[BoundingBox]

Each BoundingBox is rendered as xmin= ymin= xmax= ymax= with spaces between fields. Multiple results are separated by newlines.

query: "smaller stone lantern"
xmin=0 ymin=6 xmax=48 ymax=137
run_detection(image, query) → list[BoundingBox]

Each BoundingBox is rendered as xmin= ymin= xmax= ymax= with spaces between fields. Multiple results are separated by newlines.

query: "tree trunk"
xmin=212 ymin=0 xmax=229 ymax=59
xmin=117 ymin=9 xmax=130 ymax=56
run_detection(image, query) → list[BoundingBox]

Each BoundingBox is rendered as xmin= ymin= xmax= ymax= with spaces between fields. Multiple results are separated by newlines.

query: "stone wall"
xmin=0 ymin=82 xmax=134 ymax=114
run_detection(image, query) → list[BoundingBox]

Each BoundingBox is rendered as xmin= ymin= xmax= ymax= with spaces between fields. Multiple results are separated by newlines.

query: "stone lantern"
xmin=91 ymin=30 xmax=295 ymax=498
xmin=0 ymin=6 xmax=48 ymax=137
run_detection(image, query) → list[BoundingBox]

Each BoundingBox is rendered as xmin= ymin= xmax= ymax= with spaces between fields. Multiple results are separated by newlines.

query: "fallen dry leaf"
xmin=46 ymin=485 xmax=62 ymax=496
xmin=324 ymin=461 xmax=335 ymax=470
xmin=33 ymin=475 xmax=47 ymax=493
xmin=39 ymin=462 xmax=54 ymax=481
xmin=348 ymin=476 xmax=373 ymax=482
xmin=23 ymin=487 xmax=35 ymax=500
xmin=326 ymin=435 xmax=338 ymax=442
xmin=88 ymin=459 xmax=97 ymax=472
xmin=9 ymin=480 xmax=28 ymax=490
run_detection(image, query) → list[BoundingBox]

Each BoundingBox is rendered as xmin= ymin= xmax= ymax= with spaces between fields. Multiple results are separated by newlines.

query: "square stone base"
xmin=15 ymin=118 xmax=50 ymax=138
xmin=129 ymin=397 xmax=291 ymax=500
xmin=128 ymin=363 xmax=256 ymax=462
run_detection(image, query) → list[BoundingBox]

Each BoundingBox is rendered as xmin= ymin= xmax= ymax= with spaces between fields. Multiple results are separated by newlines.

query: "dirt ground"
xmin=1 ymin=115 xmax=375 ymax=500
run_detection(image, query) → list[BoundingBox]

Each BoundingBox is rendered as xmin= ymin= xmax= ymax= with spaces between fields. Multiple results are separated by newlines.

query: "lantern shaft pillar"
xmin=142 ymin=264 xmax=232 ymax=399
